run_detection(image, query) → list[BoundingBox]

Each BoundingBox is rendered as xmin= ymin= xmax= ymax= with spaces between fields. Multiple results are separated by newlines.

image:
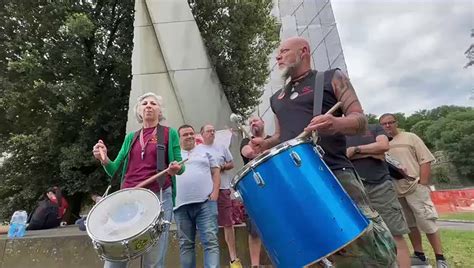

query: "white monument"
xmin=127 ymin=0 xmax=233 ymax=132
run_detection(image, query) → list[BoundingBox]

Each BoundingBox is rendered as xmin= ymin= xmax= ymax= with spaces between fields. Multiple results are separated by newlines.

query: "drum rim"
xmin=86 ymin=187 xmax=161 ymax=243
xmin=91 ymin=220 xmax=162 ymax=262
xmin=231 ymin=137 xmax=311 ymax=188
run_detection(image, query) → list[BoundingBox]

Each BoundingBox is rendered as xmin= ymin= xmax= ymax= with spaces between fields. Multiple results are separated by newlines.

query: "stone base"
xmin=0 ymin=224 xmax=272 ymax=268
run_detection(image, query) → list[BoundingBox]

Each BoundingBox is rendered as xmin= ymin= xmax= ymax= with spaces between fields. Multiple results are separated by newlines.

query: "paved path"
xmin=437 ymin=220 xmax=474 ymax=231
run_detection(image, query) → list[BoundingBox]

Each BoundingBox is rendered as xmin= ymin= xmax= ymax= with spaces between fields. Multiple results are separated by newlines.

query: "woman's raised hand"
xmin=92 ymin=140 xmax=108 ymax=165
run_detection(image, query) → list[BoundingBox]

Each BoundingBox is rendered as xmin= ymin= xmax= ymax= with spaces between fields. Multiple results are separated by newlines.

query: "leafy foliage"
xmin=189 ymin=0 xmax=280 ymax=117
xmin=0 ymin=0 xmax=280 ymax=221
xmin=425 ymin=110 xmax=474 ymax=180
xmin=0 ymin=0 xmax=134 ymax=220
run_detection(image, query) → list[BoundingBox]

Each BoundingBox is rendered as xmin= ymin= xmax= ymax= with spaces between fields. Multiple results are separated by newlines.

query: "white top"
xmin=200 ymin=143 xmax=234 ymax=189
xmin=174 ymin=145 xmax=219 ymax=210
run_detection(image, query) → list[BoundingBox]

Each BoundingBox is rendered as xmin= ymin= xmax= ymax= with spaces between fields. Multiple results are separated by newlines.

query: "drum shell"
xmin=91 ymin=225 xmax=161 ymax=262
xmin=232 ymin=140 xmax=369 ymax=267
xmin=86 ymin=188 xmax=163 ymax=261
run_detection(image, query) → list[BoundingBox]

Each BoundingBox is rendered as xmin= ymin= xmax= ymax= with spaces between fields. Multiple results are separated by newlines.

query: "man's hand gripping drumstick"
xmin=298 ymin=101 xmax=342 ymax=139
xmin=134 ymin=158 xmax=188 ymax=189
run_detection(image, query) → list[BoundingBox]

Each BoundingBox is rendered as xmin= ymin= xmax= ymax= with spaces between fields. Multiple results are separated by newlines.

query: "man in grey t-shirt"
xmin=174 ymin=124 xmax=220 ymax=267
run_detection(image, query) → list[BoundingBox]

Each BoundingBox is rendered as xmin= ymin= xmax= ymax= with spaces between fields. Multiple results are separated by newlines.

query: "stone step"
xmin=0 ymin=224 xmax=273 ymax=268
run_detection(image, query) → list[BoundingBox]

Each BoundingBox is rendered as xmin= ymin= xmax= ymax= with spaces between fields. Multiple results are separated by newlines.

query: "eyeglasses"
xmin=205 ymin=129 xmax=215 ymax=133
xmin=381 ymin=121 xmax=396 ymax=126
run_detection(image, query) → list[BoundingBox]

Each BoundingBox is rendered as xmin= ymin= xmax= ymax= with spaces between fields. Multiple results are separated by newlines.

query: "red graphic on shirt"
xmin=300 ymin=86 xmax=313 ymax=96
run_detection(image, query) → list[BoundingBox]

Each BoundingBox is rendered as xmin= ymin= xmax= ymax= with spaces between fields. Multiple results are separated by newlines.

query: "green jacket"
xmin=103 ymin=127 xmax=185 ymax=205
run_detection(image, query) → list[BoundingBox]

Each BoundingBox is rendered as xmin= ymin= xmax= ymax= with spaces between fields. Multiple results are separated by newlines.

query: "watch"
xmin=354 ymin=146 xmax=361 ymax=154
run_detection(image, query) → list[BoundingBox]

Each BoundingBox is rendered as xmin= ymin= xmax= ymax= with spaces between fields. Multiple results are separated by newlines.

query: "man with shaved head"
xmin=250 ymin=36 xmax=397 ymax=267
xmin=240 ymin=116 xmax=270 ymax=267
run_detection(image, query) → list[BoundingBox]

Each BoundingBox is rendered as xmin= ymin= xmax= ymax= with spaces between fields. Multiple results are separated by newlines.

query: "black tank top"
xmin=270 ymin=69 xmax=353 ymax=170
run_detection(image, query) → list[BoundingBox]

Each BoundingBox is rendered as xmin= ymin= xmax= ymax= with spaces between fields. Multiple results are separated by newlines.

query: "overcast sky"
xmin=331 ymin=0 xmax=473 ymax=116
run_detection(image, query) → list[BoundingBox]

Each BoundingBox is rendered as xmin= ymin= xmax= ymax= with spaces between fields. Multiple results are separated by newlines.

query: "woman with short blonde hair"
xmin=93 ymin=92 xmax=184 ymax=268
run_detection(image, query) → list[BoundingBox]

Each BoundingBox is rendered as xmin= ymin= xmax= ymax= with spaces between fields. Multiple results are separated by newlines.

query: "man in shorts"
xmin=346 ymin=124 xmax=411 ymax=268
xmin=380 ymin=113 xmax=449 ymax=268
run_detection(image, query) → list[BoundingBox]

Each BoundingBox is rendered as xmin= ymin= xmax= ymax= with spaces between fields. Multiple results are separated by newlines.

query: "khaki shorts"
xmin=364 ymin=180 xmax=410 ymax=237
xmin=398 ymin=184 xmax=439 ymax=234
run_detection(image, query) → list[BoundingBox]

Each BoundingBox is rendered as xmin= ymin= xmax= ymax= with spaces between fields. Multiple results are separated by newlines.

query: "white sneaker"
xmin=436 ymin=259 xmax=449 ymax=268
xmin=411 ymin=256 xmax=431 ymax=267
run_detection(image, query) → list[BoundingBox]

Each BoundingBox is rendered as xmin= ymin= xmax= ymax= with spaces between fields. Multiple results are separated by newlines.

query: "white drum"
xmin=86 ymin=188 xmax=165 ymax=261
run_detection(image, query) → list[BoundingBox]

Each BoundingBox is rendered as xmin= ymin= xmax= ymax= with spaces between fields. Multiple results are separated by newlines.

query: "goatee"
xmin=280 ymin=66 xmax=291 ymax=80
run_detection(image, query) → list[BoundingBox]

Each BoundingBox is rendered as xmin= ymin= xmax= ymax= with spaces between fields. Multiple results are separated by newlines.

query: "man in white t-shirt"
xmin=174 ymin=124 xmax=221 ymax=267
xmin=200 ymin=124 xmax=242 ymax=268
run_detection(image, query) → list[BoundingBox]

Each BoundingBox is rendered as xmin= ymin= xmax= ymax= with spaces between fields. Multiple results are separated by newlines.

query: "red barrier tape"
xmin=430 ymin=188 xmax=474 ymax=214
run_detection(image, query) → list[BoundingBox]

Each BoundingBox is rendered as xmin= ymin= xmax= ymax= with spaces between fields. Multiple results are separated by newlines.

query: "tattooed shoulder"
xmin=332 ymin=70 xmax=352 ymax=94
xmin=331 ymin=70 xmax=363 ymax=115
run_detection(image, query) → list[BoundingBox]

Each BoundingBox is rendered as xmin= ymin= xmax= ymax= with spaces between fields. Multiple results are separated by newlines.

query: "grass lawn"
xmin=407 ymin=229 xmax=474 ymax=268
xmin=439 ymin=212 xmax=474 ymax=222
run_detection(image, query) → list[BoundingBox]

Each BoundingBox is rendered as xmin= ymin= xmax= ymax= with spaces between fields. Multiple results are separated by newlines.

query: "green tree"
xmin=410 ymin=120 xmax=434 ymax=149
xmin=189 ymin=0 xmax=280 ymax=117
xmin=366 ymin=113 xmax=379 ymax=124
xmin=425 ymin=109 xmax=474 ymax=181
xmin=0 ymin=1 xmax=134 ymax=221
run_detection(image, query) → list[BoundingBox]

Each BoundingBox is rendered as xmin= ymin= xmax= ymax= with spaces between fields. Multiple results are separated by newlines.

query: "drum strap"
xmin=156 ymin=124 xmax=167 ymax=172
xmin=313 ymin=70 xmax=326 ymax=116
xmin=156 ymin=124 xmax=168 ymax=189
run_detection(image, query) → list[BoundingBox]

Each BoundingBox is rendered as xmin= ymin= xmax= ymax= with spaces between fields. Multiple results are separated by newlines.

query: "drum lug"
xmin=232 ymin=191 xmax=243 ymax=202
xmin=253 ymin=171 xmax=265 ymax=187
xmin=313 ymin=145 xmax=325 ymax=156
xmin=290 ymin=151 xmax=302 ymax=167
xmin=92 ymin=240 xmax=105 ymax=259
xmin=121 ymin=240 xmax=132 ymax=260
xmin=159 ymin=219 xmax=171 ymax=231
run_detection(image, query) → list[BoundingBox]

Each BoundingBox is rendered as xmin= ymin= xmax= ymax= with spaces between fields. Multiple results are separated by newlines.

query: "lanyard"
xmin=139 ymin=127 xmax=157 ymax=160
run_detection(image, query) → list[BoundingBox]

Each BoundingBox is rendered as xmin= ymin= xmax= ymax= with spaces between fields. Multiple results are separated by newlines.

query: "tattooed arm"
xmin=331 ymin=70 xmax=367 ymax=135
xmin=305 ymin=70 xmax=367 ymax=135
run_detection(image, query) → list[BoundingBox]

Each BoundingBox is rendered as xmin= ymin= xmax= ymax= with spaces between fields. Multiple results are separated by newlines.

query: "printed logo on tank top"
xmin=300 ymin=86 xmax=313 ymax=96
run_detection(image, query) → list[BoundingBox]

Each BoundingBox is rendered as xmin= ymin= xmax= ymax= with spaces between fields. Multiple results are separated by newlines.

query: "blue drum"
xmin=231 ymin=138 xmax=369 ymax=267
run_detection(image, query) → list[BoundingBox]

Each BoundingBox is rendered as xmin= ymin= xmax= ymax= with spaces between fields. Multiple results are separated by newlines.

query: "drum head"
xmin=87 ymin=188 xmax=161 ymax=242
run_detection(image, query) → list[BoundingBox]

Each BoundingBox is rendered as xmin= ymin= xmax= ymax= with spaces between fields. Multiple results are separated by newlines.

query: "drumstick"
xmin=135 ymin=158 xmax=188 ymax=188
xmin=296 ymin=101 xmax=342 ymax=139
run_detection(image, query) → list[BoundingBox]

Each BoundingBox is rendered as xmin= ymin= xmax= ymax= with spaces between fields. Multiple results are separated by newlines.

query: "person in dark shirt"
xmin=249 ymin=36 xmax=396 ymax=267
xmin=240 ymin=116 xmax=270 ymax=267
xmin=27 ymin=186 xmax=69 ymax=231
xmin=346 ymin=124 xmax=410 ymax=268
